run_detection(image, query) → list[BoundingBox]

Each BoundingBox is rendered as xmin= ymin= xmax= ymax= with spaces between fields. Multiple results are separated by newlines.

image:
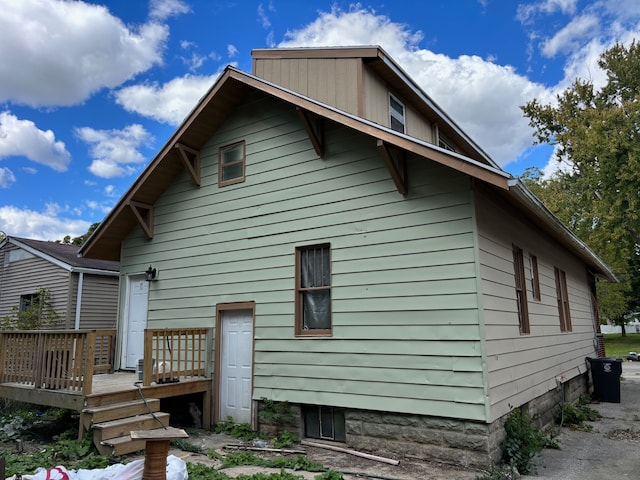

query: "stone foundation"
xmin=256 ymin=372 xmax=589 ymax=469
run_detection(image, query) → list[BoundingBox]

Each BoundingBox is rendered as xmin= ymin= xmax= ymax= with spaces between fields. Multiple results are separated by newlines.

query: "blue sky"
xmin=0 ymin=0 xmax=638 ymax=241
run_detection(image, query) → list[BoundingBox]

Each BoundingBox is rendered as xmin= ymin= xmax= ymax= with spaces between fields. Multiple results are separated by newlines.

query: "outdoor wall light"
xmin=145 ymin=265 xmax=157 ymax=282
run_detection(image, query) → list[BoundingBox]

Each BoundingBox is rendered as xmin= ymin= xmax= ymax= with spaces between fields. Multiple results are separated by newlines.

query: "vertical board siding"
xmin=475 ymin=187 xmax=598 ymax=421
xmin=120 ymin=93 xmax=486 ymax=421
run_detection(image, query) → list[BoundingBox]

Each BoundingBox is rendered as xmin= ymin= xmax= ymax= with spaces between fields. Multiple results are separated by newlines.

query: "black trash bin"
xmin=587 ymin=357 xmax=622 ymax=403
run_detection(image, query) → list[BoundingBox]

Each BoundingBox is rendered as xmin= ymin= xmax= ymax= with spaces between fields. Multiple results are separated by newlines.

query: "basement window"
xmin=303 ymin=406 xmax=346 ymax=442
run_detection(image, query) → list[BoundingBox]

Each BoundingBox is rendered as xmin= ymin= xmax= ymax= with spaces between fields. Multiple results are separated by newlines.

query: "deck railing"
xmin=0 ymin=329 xmax=116 ymax=395
xmin=142 ymin=328 xmax=211 ymax=386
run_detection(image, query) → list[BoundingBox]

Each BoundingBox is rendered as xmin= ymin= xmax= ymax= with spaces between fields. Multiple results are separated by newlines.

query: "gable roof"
xmin=3 ymin=236 xmax=119 ymax=275
xmin=78 ymin=50 xmax=615 ymax=282
xmin=251 ymin=45 xmax=499 ymax=169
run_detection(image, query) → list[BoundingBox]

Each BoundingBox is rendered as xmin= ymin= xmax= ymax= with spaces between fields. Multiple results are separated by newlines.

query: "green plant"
xmin=214 ymin=417 xmax=265 ymax=441
xmin=259 ymin=398 xmax=296 ymax=428
xmin=272 ymin=430 xmax=299 ymax=448
xmin=0 ymin=287 xmax=60 ymax=330
xmin=502 ymin=408 xmax=547 ymax=475
xmin=186 ymin=463 xmax=230 ymax=480
xmin=559 ymin=395 xmax=600 ymax=431
xmin=220 ymin=452 xmax=325 ymax=472
xmin=173 ymin=439 xmax=202 ymax=453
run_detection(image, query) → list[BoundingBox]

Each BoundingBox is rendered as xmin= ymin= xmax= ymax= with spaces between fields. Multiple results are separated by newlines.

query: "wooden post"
xmin=82 ymin=330 xmax=96 ymax=396
xmin=130 ymin=428 xmax=188 ymax=480
xmin=144 ymin=329 xmax=153 ymax=386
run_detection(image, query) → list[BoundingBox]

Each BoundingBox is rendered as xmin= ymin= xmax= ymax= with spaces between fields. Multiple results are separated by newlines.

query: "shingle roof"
xmin=10 ymin=237 xmax=119 ymax=273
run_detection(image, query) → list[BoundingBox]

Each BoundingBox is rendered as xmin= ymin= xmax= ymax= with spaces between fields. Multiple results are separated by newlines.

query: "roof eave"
xmin=507 ymin=179 xmax=617 ymax=282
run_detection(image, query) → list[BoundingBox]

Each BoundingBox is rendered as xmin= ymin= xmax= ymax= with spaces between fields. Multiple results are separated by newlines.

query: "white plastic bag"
xmin=19 ymin=455 xmax=187 ymax=480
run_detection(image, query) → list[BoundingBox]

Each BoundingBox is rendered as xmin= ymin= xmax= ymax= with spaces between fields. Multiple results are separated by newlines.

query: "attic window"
xmin=389 ymin=93 xmax=405 ymax=134
xmin=219 ymin=141 xmax=246 ymax=187
xmin=439 ymin=137 xmax=456 ymax=152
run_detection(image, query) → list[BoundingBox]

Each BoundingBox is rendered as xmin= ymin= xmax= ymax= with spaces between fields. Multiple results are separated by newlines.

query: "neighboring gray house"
xmin=0 ymin=236 xmax=119 ymax=330
xmin=80 ymin=46 xmax=615 ymax=467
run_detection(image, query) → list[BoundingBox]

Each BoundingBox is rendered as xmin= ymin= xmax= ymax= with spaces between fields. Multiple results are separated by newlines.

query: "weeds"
xmin=559 ymin=395 xmax=600 ymax=431
xmin=214 ymin=417 xmax=266 ymax=442
xmin=502 ymin=408 xmax=547 ymax=475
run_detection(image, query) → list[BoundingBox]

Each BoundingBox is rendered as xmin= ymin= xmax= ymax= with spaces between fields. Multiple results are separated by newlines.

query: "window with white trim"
xmin=218 ymin=141 xmax=246 ymax=186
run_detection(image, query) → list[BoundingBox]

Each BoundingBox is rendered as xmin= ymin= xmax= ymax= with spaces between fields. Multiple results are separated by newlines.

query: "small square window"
xmin=20 ymin=293 xmax=40 ymax=313
xmin=218 ymin=141 xmax=246 ymax=186
xmin=295 ymin=244 xmax=331 ymax=336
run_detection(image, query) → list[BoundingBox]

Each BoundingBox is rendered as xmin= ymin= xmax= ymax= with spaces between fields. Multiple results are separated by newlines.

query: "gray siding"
xmin=474 ymin=187 xmax=598 ymax=422
xmin=0 ymin=243 xmax=70 ymax=328
xmin=119 ymin=92 xmax=488 ymax=421
xmin=77 ymin=274 xmax=118 ymax=329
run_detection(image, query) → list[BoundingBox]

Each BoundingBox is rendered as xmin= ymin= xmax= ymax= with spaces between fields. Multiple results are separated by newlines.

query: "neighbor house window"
xmin=554 ymin=267 xmax=572 ymax=332
xmin=530 ymin=254 xmax=541 ymax=301
xmin=513 ymin=245 xmax=530 ymax=334
xmin=389 ymin=93 xmax=405 ymax=133
xmin=438 ymin=137 xmax=456 ymax=152
xmin=303 ymin=405 xmax=346 ymax=442
xmin=295 ymin=244 xmax=331 ymax=335
xmin=19 ymin=293 xmax=40 ymax=313
xmin=218 ymin=141 xmax=246 ymax=186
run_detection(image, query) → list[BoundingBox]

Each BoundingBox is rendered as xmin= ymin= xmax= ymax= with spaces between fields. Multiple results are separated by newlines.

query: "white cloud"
xmin=541 ymin=15 xmax=600 ymax=57
xmin=0 ymin=111 xmax=71 ymax=171
xmin=228 ymin=44 xmax=239 ymax=58
xmin=149 ymin=0 xmax=190 ymax=21
xmin=517 ymin=0 xmax=578 ymax=23
xmin=279 ymin=6 xmax=547 ymax=166
xmin=0 ymin=167 xmax=16 ymax=188
xmin=0 ymin=205 xmax=90 ymax=241
xmin=0 ymin=0 xmax=168 ymax=107
xmin=114 ymin=73 xmax=222 ymax=125
xmin=76 ymin=124 xmax=153 ymax=178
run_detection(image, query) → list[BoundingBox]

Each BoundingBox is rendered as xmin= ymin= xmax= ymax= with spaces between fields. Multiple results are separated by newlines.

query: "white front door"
xmin=122 ymin=275 xmax=149 ymax=370
xmin=219 ymin=309 xmax=254 ymax=423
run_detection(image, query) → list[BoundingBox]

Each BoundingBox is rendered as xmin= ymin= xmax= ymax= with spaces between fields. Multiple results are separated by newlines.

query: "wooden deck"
xmin=0 ymin=328 xmax=213 ymax=424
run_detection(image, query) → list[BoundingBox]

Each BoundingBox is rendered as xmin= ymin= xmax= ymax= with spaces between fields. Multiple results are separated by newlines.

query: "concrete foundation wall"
xmin=256 ymin=372 xmax=590 ymax=469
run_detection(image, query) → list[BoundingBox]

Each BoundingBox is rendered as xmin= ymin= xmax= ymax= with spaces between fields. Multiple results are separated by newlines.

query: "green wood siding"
xmin=475 ymin=186 xmax=598 ymax=422
xmin=120 ymin=92 xmax=486 ymax=421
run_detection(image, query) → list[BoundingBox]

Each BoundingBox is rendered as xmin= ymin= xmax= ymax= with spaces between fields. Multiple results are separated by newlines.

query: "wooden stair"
xmin=82 ymin=399 xmax=171 ymax=456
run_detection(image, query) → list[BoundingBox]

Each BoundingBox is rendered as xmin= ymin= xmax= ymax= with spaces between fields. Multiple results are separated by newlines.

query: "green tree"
xmin=61 ymin=222 xmax=100 ymax=246
xmin=521 ymin=42 xmax=640 ymax=328
xmin=0 ymin=287 xmax=60 ymax=330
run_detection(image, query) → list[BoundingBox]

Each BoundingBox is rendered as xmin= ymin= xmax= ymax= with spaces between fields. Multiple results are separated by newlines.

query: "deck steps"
xmin=93 ymin=412 xmax=171 ymax=456
xmin=82 ymin=398 xmax=171 ymax=457
xmin=82 ymin=398 xmax=161 ymax=428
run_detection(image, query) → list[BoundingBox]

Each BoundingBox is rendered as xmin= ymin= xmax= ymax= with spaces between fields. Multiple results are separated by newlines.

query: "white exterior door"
xmin=122 ymin=275 xmax=149 ymax=370
xmin=219 ymin=309 xmax=254 ymax=423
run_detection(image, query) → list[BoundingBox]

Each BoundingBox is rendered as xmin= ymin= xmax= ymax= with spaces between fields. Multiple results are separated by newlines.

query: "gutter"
xmin=507 ymin=178 xmax=617 ymax=282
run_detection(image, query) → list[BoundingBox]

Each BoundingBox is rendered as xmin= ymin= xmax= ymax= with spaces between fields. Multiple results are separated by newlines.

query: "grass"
xmin=603 ymin=333 xmax=640 ymax=359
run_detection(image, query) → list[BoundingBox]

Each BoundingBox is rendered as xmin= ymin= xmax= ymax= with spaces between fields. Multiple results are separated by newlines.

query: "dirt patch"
xmin=172 ymin=430 xmax=482 ymax=479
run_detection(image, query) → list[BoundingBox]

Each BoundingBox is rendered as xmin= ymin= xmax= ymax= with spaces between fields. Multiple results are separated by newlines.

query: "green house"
xmin=80 ymin=46 xmax=614 ymax=467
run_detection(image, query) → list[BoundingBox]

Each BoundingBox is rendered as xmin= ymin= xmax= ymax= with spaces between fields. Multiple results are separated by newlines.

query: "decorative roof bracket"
xmin=297 ymin=107 xmax=324 ymax=158
xmin=175 ymin=143 xmax=201 ymax=186
xmin=129 ymin=201 xmax=154 ymax=239
xmin=377 ymin=139 xmax=407 ymax=195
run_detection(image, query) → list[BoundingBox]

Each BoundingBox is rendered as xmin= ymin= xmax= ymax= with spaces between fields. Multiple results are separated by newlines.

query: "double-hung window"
xmin=554 ymin=267 xmax=572 ymax=332
xmin=512 ymin=245 xmax=530 ymax=334
xmin=295 ymin=244 xmax=331 ymax=335
xmin=389 ymin=93 xmax=405 ymax=134
xmin=218 ymin=141 xmax=246 ymax=186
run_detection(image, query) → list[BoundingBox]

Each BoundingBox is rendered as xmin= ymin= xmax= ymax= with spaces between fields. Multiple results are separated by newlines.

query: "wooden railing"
xmin=0 ymin=329 xmax=116 ymax=395
xmin=142 ymin=328 xmax=211 ymax=386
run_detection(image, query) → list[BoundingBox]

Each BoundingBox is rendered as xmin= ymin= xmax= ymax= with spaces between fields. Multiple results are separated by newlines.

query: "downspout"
xmin=74 ymin=271 xmax=84 ymax=330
